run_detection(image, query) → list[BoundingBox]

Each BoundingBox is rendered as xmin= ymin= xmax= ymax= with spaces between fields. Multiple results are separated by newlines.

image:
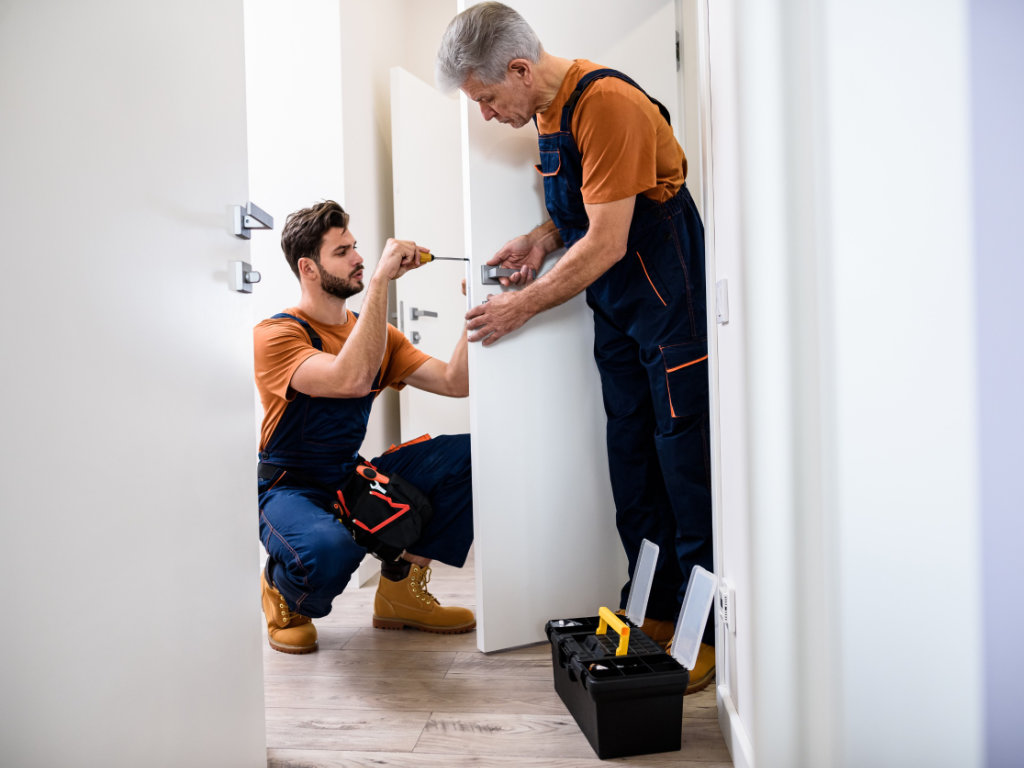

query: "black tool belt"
xmin=258 ymin=458 xmax=433 ymax=563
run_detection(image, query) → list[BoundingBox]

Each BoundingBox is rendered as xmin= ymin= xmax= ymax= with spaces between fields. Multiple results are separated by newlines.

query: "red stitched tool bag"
xmin=334 ymin=459 xmax=433 ymax=562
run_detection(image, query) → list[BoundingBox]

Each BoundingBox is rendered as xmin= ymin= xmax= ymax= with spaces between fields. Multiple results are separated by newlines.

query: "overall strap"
xmin=272 ymin=312 xmax=323 ymax=351
xmin=561 ymin=68 xmax=672 ymax=131
xmin=269 ymin=312 xmax=382 ymax=390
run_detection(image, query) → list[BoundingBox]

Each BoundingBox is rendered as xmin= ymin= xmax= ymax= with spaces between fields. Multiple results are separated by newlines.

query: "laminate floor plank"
xmin=446 ymin=646 xmax=553 ymax=679
xmin=266 ymin=674 xmax=566 ymax=715
xmin=266 ymin=707 xmax=431 ymax=751
xmin=342 ymin=625 xmax=481 ymax=652
xmin=414 ymin=711 xmax=593 ymax=758
xmin=414 ymin=711 xmax=731 ymax=762
xmin=683 ymin=686 xmax=719 ymax=719
xmin=263 ymin=647 xmax=456 ymax=680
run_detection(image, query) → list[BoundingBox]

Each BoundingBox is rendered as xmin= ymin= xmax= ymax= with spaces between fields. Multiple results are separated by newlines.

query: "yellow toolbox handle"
xmin=596 ymin=606 xmax=630 ymax=656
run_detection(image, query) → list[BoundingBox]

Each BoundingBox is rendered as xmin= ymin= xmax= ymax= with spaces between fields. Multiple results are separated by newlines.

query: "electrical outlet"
xmin=719 ymin=582 xmax=736 ymax=634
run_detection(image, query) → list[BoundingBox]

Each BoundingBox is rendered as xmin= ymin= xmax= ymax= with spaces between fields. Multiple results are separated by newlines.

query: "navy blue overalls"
xmin=535 ymin=69 xmax=712 ymax=639
xmin=257 ymin=313 xmax=473 ymax=618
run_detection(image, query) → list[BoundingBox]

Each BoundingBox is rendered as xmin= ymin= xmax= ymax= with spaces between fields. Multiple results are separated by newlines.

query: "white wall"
xmin=709 ymin=1 xmax=984 ymax=765
xmin=969 ymin=1 xmax=1024 ymax=765
xmin=823 ymin=3 xmax=980 ymax=765
xmin=698 ymin=2 xmax=756 ymax=765
xmin=244 ymin=0 xmax=345 ymax=331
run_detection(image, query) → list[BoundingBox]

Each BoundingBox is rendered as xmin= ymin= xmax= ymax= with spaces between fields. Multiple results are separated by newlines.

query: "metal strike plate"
xmin=480 ymin=265 xmax=518 ymax=285
xmin=232 ymin=201 xmax=274 ymax=240
xmin=230 ymin=260 xmax=261 ymax=293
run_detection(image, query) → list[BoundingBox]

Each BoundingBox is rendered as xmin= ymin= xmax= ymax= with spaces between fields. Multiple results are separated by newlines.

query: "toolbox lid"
xmin=670 ymin=565 xmax=718 ymax=671
xmin=625 ymin=539 xmax=659 ymax=627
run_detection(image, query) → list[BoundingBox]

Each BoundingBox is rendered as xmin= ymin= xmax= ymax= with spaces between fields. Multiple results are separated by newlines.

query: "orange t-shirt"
xmin=535 ymin=59 xmax=686 ymax=205
xmin=253 ymin=308 xmax=430 ymax=452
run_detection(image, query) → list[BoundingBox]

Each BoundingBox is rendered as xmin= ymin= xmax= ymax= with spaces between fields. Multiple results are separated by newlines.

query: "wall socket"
xmin=719 ymin=581 xmax=736 ymax=634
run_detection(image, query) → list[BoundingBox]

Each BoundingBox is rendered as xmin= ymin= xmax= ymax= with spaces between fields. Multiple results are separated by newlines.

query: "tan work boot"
xmin=616 ymin=610 xmax=675 ymax=650
xmin=684 ymin=642 xmax=716 ymax=694
xmin=261 ymin=572 xmax=318 ymax=654
xmin=373 ymin=563 xmax=476 ymax=634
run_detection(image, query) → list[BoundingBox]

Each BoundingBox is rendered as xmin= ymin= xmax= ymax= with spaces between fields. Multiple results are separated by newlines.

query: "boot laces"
xmin=277 ymin=597 xmax=310 ymax=627
xmin=278 ymin=599 xmax=292 ymax=623
xmin=410 ymin=566 xmax=438 ymax=606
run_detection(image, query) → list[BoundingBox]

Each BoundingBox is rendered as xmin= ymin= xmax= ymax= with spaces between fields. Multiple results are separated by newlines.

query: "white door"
xmin=0 ymin=2 xmax=266 ymax=765
xmin=461 ymin=0 xmax=682 ymax=651
xmin=391 ymin=68 xmax=471 ymax=443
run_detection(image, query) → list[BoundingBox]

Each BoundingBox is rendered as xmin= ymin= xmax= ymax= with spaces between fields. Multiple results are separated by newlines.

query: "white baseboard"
xmin=717 ymin=683 xmax=755 ymax=768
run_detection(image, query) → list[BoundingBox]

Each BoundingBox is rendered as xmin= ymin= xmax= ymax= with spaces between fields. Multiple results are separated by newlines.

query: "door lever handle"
xmin=481 ymin=265 xmax=518 ymax=285
xmin=410 ymin=307 xmax=438 ymax=320
xmin=232 ymin=201 xmax=274 ymax=240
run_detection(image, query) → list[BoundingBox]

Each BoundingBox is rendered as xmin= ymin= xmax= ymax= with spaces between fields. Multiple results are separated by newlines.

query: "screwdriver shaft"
xmin=419 ymin=251 xmax=468 ymax=263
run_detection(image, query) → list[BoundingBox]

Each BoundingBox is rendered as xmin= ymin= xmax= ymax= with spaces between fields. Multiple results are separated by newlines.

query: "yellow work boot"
xmin=684 ymin=642 xmax=716 ymax=694
xmin=373 ymin=563 xmax=476 ymax=634
xmin=261 ymin=571 xmax=318 ymax=654
xmin=616 ymin=610 xmax=675 ymax=650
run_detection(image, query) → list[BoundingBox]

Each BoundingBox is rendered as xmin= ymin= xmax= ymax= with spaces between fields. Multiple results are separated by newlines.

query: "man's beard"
xmin=317 ymin=262 xmax=363 ymax=299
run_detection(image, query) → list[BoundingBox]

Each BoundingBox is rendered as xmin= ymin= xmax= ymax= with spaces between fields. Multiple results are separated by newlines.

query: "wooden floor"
xmin=263 ymin=549 xmax=732 ymax=767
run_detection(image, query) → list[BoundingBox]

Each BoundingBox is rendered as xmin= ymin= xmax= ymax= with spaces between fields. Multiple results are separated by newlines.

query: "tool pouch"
xmin=333 ymin=459 xmax=433 ymax=562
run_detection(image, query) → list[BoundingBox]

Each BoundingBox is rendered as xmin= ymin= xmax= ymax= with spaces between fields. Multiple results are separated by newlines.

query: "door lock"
xmin=410 ymin=331 xmax=421 ymax=344
xmin=229 ymin=261 xmax=261 ymax=293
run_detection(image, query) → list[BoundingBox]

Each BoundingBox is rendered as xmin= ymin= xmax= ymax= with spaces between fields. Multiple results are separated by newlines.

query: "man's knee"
xmin=302 ymin=519 xmax=365 ymax=593
xmin=433 ymin=433 xmax=471 ymax=474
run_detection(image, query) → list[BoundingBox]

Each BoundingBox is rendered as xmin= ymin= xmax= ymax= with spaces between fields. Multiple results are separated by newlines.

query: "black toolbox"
xmin=544 ymin=608 xmax=689 ymax=759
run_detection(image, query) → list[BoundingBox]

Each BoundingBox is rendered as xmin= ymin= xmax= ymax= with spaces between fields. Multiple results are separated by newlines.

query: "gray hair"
xmin=435 ymin=2 xmax=542 ymax=92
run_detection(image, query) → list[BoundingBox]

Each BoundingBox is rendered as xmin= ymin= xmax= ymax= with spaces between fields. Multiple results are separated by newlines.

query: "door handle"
xmin=410 ymin=307 xmax=438 ymax=320
xmin=232 ymin=201 xmax=274 ymax=240
xmin=481 ymin=265 xmax=518 ymax=285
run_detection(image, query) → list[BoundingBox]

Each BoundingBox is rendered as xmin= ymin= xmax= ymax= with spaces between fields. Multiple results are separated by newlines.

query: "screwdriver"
xmin=419 ymin=251 xmax=469 ymax=264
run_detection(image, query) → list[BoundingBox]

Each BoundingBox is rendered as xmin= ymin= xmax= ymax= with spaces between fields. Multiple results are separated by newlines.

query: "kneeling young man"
xmin=254 ymin=200 xmax=473 ymax=654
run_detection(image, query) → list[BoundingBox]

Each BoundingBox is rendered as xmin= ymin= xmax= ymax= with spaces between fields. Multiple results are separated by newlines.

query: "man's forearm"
xmin=445 ymin=326 xmax=469 ymax=396
xmin=528 ymin=219 xmax=563 ymax=255
xmin=331 ymin=275 xmax=390 ymax=389
xmin=517 ymin=232 xmax=621 ymax=316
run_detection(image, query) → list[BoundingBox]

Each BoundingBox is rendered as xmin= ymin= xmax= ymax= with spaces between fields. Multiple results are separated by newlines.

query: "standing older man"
xmin=437 ymin=2 xmax=714 ymax=693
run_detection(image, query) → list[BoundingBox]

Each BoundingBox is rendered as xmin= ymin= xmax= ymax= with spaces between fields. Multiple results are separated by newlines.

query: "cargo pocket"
xmin=659 ymin=341 xmax=709 ymax=419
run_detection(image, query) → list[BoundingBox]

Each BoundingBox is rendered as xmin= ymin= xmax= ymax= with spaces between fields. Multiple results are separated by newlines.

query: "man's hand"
xmin=488 ymin=234 xmax=545 ymax=286
xmin=465 ymin=292 xmax=533 ymax=346
xmin=375 ymin=238 xmax=424 ymax=281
